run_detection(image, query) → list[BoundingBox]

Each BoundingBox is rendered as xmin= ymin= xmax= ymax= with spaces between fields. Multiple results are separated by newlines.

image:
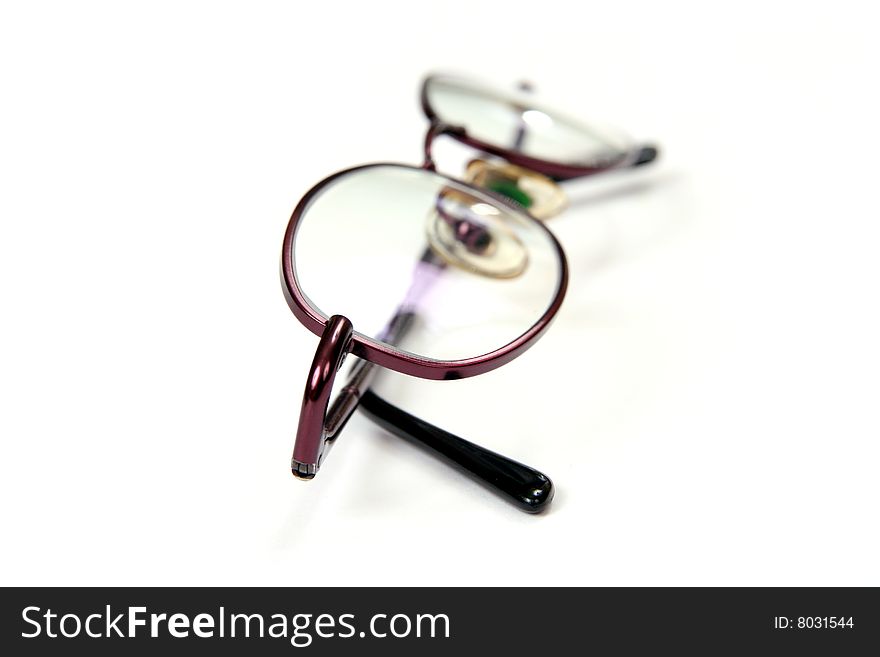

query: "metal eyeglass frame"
xmin=280 ymin=74 xmax=659 ymax=512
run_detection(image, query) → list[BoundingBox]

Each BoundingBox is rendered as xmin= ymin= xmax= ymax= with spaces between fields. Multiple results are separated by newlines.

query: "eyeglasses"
xmin=280 ymin=74 xmax=658 ymax=512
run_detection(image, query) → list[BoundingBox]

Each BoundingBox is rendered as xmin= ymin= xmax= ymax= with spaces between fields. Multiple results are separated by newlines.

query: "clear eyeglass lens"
xmin=425 ymin=76 xmax=631 ymax=167
xmin=292 ymin=165 xmax=563 ymax=362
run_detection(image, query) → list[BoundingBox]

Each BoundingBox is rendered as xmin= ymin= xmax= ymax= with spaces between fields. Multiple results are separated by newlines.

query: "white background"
xmin=1 ymin=1 xmax=878 ymax=586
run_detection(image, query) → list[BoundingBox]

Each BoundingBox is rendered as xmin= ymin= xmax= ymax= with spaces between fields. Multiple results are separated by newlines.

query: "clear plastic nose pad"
xmin=426 ymin=187 xmax=529 ymax=279
xmin=465 ymin=159 xmax=568 ymax=221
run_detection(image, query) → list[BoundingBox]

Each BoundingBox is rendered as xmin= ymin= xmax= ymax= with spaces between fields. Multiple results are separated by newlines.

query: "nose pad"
xmin=426 ymin=187 xmax=529 ymax=279
xmin=465 ymin=159 xmax=568 ymax=221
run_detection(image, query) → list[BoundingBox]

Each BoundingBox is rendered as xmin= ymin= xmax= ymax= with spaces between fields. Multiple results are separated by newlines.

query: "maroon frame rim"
xmin=420 ymin=74 xmax=631 ymax=181
xmin=280 ymin=162 xmax=569 ymax=381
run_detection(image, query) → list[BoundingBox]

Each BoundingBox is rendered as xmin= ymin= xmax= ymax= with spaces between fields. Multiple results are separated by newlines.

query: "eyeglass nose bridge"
xmin=291 ymin=314 xmax=354 ymax=479
xmin=422 ymin=120 xmax=465 ymax=172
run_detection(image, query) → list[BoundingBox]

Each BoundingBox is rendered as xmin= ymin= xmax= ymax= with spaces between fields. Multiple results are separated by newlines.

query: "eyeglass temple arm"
xmin=293 ymin=310 xmax=554 ymax=512
xmin=544 ymin=142 xmax=659 ymax=182
xmin=358 ymin=389 xmax=553 ymax=513
xmin=327 ymin=344 xmax=554 ymax=512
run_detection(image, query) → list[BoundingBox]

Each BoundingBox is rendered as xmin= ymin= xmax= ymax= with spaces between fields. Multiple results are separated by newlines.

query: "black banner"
xmin=1 ymin=587 xmax=877 ymax=654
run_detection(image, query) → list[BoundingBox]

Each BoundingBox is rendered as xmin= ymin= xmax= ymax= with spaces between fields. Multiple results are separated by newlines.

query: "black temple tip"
xmin=632 ymin=144 xmax=659 ymax=166
xmin=515 ymin=474 xmax=554 ymax=514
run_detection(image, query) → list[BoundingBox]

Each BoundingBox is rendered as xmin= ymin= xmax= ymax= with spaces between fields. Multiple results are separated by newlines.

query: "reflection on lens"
xmin=291 ymin=165 xmax=563 ymax=362
xmin=426 ymin=186 xmax=529 ymax=279
xmin=425 ymin=75 xmax=631 ymax=167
